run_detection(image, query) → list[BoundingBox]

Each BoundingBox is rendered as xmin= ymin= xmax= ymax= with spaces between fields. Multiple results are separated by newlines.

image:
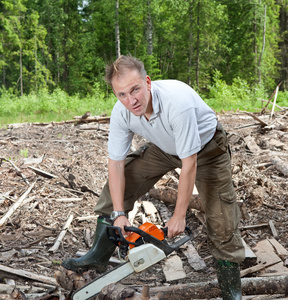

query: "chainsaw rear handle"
xmin=107 ymin=225 xmax=192 ymax=256
xmin=161 ymin=226 xmax=192 ymax=238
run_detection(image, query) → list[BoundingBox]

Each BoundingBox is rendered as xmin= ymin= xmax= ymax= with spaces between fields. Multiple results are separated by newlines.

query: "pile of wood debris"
xmin=0 ymin=107 xmax=287 ymax=300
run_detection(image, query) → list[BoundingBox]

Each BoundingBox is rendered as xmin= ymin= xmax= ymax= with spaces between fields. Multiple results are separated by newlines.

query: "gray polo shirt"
xmin=108 ymin=80 xmax=217 ymax=161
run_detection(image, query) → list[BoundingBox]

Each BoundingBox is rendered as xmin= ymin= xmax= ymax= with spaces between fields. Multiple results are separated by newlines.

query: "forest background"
xmin=0 ymin=0 xmax=288 ymax=125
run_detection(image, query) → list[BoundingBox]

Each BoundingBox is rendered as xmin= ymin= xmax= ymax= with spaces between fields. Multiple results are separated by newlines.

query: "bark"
xmin=149 ymin=187 xmax=204 ymax=212
xmin=187 ymin=0 xmax=194 ymax=86
xmin=115 ymin=0 xmax=121 ymax=58
xmin=146 ymin=0 xmax=153 ymax=56
xmin=195 ymin=1 xmax=200 ymax=87
xmin=258 ymin=4 xmax=266 ymax=84
xmin=20 ymin=47 xmax=23 ymax=96
xmin=147 ymin=275 xmax=288 ymax=299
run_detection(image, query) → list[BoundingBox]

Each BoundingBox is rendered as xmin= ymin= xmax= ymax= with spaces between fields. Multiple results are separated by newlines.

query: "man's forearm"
xmin=108 ymin=159 xmax=126 ymax=211
xmin=174 ymin=154 xmax=197 ymax=218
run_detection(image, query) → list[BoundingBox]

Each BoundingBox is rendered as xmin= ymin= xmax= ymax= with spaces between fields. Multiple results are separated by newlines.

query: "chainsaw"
xmin=72 ymin=222 xmax=192 ymax=300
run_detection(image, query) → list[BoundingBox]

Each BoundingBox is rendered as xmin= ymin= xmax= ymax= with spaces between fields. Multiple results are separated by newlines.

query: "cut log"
xmin=149 ymin=187 xmax=204 ymax=212
xmin=0 ymin=283 xmax=50 ymax=294
xmin=146 ymin=275 xmax=288 ymax=299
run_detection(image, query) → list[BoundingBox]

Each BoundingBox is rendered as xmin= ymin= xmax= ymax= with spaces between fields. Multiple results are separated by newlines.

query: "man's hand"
xmin=114 ymin=215 xmax=131 ymax=236
xmin=165 ymin=215 xmax=186 ymax=239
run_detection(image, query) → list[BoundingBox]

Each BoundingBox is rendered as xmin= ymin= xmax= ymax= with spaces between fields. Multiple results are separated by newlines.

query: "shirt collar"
xmin=150 ymin=82 xmax=160 ymax=118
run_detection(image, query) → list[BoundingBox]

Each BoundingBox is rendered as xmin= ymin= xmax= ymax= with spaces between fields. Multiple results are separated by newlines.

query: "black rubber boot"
xmin=216 ymin=260 xmax=242 ymax=300
xmin=61 ymin=216 xmax=116 ymax=273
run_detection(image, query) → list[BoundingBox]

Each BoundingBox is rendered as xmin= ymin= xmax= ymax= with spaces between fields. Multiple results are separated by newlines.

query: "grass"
xmin=0 ymin=84 xmax=117 ymax=126
xmin=0 ymin=79 xmax=287 ymax=126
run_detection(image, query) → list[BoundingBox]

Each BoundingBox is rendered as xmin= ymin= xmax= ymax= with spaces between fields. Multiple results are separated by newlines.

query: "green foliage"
xmin=0 ymin=0 xmax=287 ymax=105
xmin=0 ymin=84 xmax=117 ymax=126
xmin=277 ymin=91 xmax=288 ymax=107
xmin=206 ymin=70 xmax=268 ymax=111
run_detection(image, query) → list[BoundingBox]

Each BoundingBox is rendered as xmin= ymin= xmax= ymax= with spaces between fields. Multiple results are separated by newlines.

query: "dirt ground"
xmin=0 ymin=110 xmax=287 ymax=299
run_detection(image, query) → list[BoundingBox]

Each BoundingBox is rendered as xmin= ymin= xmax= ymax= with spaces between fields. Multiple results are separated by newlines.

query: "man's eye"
xmin=131 ymin=87 xmax=139 ymax=95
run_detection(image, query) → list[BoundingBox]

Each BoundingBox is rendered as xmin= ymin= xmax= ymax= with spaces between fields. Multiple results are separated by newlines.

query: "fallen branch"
xmin=270 ymin=85 xmax=279 ymax=119
xmin=0 ymin=157 xmax=29 ymax=184
xmin=32 ymin=116 xmax=110 ymax=126
xmin=48 ymin=214 xmax=74 ymax=252
xmin=0 ymin=181 xmax=36 ymax=227
xmin=244 ymin=112 xmax=268 ymax=127
xmin=0 ymin=264 xmax=58 ymax=286
xmin=261 ymin=82 xmax=282 ymax=114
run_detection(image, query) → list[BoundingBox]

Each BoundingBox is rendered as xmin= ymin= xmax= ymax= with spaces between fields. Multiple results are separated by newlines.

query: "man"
xmin=62 ymin=55 xmax=244 ymax=299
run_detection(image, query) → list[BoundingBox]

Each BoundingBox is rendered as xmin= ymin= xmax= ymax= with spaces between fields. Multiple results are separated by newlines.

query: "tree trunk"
xmin=278 ymin=0 xmax=288 ymax=90
xmin=20 ymin=47 xmax=23 ymax=96
xmin=258 ymin=3 xmax=266 ymax=84
xmin=115 ymin=0 xmax=121 ymax=58
xmin=146 ymin=0 xmax=153 ymax=56
xmin=195 ymin=1 xmax=200 ymax=87
xmin=188 ymin=1 xmax=194 ymax=86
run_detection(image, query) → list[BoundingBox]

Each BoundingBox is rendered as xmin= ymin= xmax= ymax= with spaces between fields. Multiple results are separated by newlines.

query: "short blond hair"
xmin=105 ymin=55 xmax=147 ymax=87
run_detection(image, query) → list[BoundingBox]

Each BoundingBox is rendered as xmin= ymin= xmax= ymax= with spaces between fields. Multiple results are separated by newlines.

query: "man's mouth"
xmin=132 ymin=104 xmax=141 ymax=111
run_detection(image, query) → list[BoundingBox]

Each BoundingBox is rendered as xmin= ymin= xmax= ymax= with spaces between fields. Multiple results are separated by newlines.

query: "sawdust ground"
xmin=0 ymin=112 xmax=287 ymax=297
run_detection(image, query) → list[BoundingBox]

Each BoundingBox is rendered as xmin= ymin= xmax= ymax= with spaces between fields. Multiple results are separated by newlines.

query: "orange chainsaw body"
xmin=126 ymin=222 xmax=164 ymax=249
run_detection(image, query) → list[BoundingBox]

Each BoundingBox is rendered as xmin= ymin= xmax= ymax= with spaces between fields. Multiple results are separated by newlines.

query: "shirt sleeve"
xmin=108 ymin=104 xmax=134 ymax=161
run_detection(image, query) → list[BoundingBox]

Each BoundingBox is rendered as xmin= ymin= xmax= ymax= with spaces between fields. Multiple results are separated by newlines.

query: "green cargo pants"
xmin=95 ymin=122 xmax=245 ymax=264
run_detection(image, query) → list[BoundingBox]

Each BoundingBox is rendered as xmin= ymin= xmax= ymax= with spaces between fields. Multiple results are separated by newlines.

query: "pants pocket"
xmin=219 ymin=189 xmax=240 ymax=238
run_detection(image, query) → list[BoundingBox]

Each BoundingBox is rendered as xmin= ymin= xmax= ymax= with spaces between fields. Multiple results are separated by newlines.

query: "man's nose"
xmin=128 ymin=94 xmax=136 ymax=105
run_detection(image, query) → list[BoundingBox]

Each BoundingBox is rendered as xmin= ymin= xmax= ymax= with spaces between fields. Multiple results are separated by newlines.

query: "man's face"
xmin=112 ymin=69 xmax=152 ymax=117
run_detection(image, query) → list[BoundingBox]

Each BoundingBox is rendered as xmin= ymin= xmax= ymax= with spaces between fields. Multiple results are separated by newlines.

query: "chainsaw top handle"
xmin=107 ymin=225 xmax=192 ymax=256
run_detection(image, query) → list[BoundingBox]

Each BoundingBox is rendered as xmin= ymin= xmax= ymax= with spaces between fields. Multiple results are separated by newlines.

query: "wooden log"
xmin=0 ymin=283 xmax=50 ymax=294
xmin=149 ymin=187 xmax=204 ymax=212
xmin=0 ymin=181 xmax=36 ymax=227
xmin=146 ymin=275 xmax=288 ymax=299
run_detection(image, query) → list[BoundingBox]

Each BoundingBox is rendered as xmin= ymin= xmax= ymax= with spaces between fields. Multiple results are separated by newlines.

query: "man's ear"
xmin=146 ymin=75 xmax=152 ymax=91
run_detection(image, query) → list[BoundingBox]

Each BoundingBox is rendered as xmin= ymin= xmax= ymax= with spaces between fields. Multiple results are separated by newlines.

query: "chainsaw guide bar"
xmin=72 ymin=223 xmax=192 ymax=300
